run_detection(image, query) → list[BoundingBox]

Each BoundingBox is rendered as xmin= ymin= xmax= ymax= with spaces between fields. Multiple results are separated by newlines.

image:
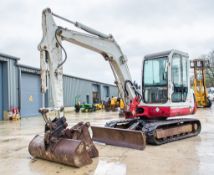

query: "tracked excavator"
xmin=94 ymin=50 xmax=201 ymax=146
xmin=29 ymin=8 xmax=201 ymax=167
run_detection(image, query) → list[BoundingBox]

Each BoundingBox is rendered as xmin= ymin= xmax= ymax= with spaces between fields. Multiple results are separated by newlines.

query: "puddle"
xmin=94 ymin=160 xmax=126 ymax=175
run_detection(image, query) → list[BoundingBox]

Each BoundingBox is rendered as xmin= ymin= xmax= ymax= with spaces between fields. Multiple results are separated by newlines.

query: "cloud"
xmin=0 ymin=0 xmax=214 ymax=84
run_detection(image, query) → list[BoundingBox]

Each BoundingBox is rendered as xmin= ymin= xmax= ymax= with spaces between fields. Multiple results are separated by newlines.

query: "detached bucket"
xmin=29 ymin=135 xmax=92 ymax=167
xmin=91 ymin=126 xmax=146 ymax=150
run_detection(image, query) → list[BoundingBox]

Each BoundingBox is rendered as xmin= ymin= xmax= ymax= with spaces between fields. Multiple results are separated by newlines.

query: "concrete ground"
xmin=0 ymin=106 xmax=214 ymax=175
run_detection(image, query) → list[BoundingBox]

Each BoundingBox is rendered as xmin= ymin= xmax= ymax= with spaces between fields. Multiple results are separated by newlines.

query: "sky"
xmin=0 ymin=0 xmax=214 ymax=84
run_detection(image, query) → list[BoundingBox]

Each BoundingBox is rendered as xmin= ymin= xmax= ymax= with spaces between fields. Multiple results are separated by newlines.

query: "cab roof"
xmin=144 ymin=49 xmax=189 ymax=60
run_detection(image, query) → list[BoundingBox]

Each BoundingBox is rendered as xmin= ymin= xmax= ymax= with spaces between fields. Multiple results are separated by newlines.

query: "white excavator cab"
xmin=143 ymin=50 xmax=190 ymax=104
xmin=134 ymin=50 xmax=196 ymax=119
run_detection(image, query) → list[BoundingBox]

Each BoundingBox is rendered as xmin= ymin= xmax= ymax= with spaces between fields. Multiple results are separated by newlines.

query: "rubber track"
xmin=143 ymin=118 xmax=201 ymax=145
xmin=105 ymin=118 xmax=201 ymax=145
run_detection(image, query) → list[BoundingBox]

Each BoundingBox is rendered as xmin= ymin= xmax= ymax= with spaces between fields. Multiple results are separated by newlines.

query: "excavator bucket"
xmin=29 ymin=135 xmax=92 ymax=167
xmin=29 ymin=120 xmax=98 ymax=167
xmin=91 ymin=126 xmax=146 ymax=150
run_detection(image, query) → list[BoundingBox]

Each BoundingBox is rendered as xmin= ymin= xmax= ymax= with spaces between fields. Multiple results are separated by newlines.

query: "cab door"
xmin=171 ymin=54 xmax=188 ymax=102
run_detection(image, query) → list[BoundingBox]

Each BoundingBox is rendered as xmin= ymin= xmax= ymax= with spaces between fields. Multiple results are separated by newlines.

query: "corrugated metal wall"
xmin=110 ymin=85 xmax=118 ymax=97
xmin=41 ymin=75 xmax=118 ymax=108
xmin=7 ymin=59 xmax=19 ymax=109
xmin=63 ymin=75 xmax=93 ymax=106
xmin=0 ymin=62 xmax=2 ymax=120
xmin=0 ymin=53 xmax=19 ymax=120
xmin=62 ymin=75 xmax=118 ymax=106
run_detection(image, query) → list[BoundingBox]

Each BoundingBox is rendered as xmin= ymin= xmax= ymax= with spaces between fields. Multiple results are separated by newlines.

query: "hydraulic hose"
xmin=124 ymin=80 xmax=142 ymax=100
xmin=55 ymin=28 xmax=67 ymax=69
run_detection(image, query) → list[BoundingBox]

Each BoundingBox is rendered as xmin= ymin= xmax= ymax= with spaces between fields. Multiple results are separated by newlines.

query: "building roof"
xmin=0 ymin=52 xmax=20 ymax=60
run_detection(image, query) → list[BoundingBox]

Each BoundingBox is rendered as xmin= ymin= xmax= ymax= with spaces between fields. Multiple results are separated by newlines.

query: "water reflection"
xmin=94 ymin=160 xmax=126 ymax=175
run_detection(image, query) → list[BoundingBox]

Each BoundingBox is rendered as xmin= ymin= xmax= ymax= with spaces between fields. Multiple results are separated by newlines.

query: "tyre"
xmin=75 ymin=104 xmax=80 ymax=113
xmin=206 ymin=98 xmax=212 ymax=108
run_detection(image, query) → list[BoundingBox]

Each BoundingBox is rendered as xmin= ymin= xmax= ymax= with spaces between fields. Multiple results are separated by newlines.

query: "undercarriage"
xmin=92 ymin=117 xmax=201 ymax=148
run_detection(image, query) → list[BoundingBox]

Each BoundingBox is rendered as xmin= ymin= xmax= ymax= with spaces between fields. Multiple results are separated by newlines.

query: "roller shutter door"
xmin=21 ymin=73 xmax=42 ymax=117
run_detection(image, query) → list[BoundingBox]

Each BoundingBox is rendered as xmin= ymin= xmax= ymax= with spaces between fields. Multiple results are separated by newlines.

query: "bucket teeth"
xmin=64 ymin=122 xmax=99 ymax=158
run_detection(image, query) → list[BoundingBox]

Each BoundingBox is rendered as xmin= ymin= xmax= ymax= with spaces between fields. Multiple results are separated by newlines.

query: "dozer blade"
xmin=29 ymin=135 xmax=92 ymax=168
xmin=91 ymin=126 xmax=146 ymax=150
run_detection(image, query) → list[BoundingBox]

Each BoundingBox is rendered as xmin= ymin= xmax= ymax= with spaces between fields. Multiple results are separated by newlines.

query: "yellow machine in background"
xmin=94 ymin=103 xmax=105 ymax=110
xmin=110 ymin=97 xmax=118 ymax=111
xmin=104 ymin=97 xmax=125 ymax=112
xmin=191 ymin=59 xmax=212 ymax=108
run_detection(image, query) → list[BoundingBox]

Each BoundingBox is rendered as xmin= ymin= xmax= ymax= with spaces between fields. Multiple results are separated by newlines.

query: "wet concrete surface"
xmin=0 ymin=107 xmax=214 ymax=175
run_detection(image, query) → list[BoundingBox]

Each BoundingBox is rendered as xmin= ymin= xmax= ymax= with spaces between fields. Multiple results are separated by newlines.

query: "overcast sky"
xmin=0 ymin=0 xmax=214 ymax=84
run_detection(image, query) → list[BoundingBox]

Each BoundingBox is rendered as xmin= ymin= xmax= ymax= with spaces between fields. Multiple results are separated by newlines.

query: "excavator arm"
xmin=36 ymin=8 xmax=145 ymax=151
xmin=38 ymin=8 xmax=138 ymax=114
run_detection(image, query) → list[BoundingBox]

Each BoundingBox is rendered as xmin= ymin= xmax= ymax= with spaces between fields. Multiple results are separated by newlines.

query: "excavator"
xmin=93 ymin=50 xmax=201 ymax=146
xmin=28 ymin=8 xmax=201 ymax=167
